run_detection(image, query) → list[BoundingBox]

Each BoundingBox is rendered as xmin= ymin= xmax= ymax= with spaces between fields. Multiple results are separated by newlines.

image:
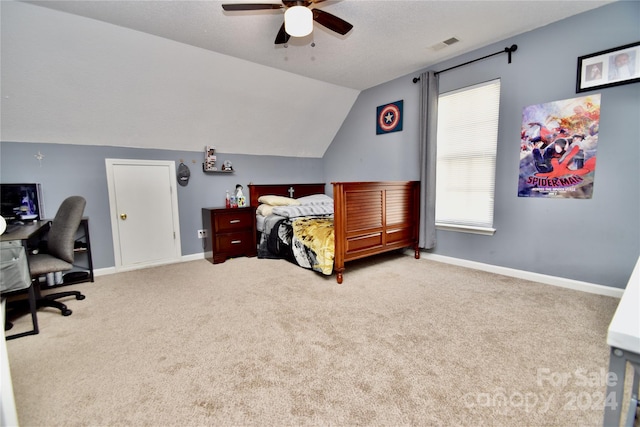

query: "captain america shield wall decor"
xmin=376 ymin=100 xmax=403 ymax=135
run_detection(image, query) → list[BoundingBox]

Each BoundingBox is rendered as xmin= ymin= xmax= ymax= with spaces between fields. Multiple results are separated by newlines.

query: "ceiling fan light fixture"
xmin=284 ymin=6 xmax=313 ymax=37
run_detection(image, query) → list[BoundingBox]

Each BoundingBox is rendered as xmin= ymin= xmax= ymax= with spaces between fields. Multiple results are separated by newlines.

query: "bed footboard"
xmin=332 ymin=181 xmax=420 ymax=284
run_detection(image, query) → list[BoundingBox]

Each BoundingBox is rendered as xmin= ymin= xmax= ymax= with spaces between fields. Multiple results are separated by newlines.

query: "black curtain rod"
xmin=412 ymin=44 xmax=518 ymax=83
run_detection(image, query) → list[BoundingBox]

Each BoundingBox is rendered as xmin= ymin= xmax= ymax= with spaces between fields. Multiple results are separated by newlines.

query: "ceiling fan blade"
xmin=275 ymin=22 xmax=290 ymax=44
xmin=222 ymin=3 xmax=283 ymax=11
xmin=312 ymin=9 xmax=353 ymax=35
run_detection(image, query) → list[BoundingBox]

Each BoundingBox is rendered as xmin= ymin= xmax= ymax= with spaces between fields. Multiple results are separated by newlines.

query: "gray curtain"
xmin=418 ymin=71 xmax=438 ymax=249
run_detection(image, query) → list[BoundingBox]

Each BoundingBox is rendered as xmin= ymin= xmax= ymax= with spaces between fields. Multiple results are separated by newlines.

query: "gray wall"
xmin=324 ymin=1 xmax=640 ymax=289
xmin=0 ymin=142 xmax=323 ymax=269
xmin=1 ymin=2 xmax=638 ymax=289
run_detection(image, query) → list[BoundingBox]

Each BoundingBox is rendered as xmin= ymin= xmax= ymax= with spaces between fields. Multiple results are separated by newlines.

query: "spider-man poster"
xmin=519 ymin=94 xmax=600 ymax=198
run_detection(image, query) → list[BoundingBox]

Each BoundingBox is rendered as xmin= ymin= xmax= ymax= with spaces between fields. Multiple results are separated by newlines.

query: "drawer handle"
xmin=231 ymin=240 xmax=242 ymax=244
xmin=229 ymin=219 xmax=241 ymax=224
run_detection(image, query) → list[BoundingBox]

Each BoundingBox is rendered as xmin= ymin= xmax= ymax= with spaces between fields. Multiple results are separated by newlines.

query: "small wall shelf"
xmin=202 ymin=163 xmax=234 ymax=174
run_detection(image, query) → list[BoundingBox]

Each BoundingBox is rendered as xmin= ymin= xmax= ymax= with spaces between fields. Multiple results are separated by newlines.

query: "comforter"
xmin=257 ymin=204 xmax=334 ymax=275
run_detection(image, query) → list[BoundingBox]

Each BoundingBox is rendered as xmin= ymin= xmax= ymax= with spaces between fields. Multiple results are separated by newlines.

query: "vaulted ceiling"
xmin=1 ymin=1 xmax=614 ymax=157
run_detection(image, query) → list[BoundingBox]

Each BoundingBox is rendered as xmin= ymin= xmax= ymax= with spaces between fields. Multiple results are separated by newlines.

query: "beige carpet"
xmin=5 ymin=253 xmax=620 ymax=426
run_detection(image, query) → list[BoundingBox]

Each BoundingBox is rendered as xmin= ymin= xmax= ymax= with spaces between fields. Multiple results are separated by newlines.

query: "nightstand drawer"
xmin=214 ymin=211 xmax=254 ymax=233
xmin=215 ymin=231 xmax=255 ymax=254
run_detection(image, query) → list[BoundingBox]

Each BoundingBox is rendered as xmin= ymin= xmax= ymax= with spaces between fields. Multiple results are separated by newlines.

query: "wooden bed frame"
xmin=248 ymin=183 xmax=327 ymax=208
xmin=248 ymin=181 xmax=420 ymax=283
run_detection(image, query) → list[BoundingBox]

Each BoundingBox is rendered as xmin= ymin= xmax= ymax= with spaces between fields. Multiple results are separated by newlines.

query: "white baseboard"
xmin=414 ymin=251 xmax=623 ymax=298
xmin=95 ymin=250 xmax=623 ymax=298
xmin=182 ymin=253 xmax=206 ymax=262
xmin=93 ymin=266 xmax=116 ymax=277
xmin=93 ymin=253 xmax=205 ymax=277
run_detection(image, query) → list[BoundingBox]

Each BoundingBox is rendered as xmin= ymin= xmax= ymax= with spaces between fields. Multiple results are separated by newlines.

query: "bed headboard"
xmin=247 ymin=183 xmax=326 ymax=207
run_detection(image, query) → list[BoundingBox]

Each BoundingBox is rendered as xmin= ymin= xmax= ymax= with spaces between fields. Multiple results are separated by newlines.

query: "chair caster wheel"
xmin=77 ymin=295 xmax=86 ymax=300
xmin=62 ymin=309 xmax=72 ymax=316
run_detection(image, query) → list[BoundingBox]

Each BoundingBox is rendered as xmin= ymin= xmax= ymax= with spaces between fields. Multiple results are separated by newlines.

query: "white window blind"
xmin=435 ymin=79 xmax=500 ymax=233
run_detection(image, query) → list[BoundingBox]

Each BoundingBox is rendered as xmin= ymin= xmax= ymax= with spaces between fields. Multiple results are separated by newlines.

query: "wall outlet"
xmin=197 ymin=229 xmax=207 ymax=239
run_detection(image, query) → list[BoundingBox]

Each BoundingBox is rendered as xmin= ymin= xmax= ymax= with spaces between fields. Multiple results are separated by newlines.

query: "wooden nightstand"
xmin=202 ymin=206 xmax=257 ymax=264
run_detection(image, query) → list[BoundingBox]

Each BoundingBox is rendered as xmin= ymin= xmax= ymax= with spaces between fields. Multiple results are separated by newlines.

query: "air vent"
xmin=429 ymin=37 xmax=460 ymax=51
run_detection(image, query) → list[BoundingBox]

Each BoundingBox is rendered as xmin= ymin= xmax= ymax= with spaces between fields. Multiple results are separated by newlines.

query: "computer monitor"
xmin=0 ymin=183 xmax=45 ymax=223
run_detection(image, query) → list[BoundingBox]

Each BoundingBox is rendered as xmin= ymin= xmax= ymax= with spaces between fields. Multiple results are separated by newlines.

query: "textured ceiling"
xmin=2 ymin=0 xmax=616 ymax=157
xmin=24 ymin=0 xmax=614 ymax=91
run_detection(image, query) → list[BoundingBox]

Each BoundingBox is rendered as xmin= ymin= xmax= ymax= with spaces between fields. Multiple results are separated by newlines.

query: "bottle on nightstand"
xmin=235 ymin=184 xmax=246 ymax=207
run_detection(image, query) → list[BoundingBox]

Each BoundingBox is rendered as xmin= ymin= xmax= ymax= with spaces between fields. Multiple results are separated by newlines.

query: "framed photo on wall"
xmin=576 ymin=41 xmax=640 ymax=93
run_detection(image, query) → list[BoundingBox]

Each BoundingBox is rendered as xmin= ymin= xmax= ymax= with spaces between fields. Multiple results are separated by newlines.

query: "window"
xmin=435 ymin=79 xmax=500 ymax=235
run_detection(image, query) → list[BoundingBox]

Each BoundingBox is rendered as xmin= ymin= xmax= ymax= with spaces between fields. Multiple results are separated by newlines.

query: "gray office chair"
xmin=28 ymin=196 xmax=87 ymax=316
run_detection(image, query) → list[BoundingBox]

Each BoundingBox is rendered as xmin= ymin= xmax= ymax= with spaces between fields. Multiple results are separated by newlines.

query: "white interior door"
xmin=106 ymin=159 xmax=181 ymax=271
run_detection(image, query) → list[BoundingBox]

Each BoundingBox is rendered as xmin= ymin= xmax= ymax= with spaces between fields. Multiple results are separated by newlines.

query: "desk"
xmin=1 ymin=219 xmax=94 ymax=286
xmin=0 ymin=220 xmax=49 ymax=243
xmin=603 ymin=256 xmax=640 ymax=426
xmin=2 ymin=218 xmax=92 ymax=336
xmin=0 ymin=222 xmax=46 ymax=339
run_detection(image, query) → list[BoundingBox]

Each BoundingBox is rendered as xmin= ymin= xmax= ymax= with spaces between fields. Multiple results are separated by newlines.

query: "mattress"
xmin=256 ymin=213 xmax=266 ymax=233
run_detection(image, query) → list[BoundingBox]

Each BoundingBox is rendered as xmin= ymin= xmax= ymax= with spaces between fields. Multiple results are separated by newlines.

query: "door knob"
xmin=120 ymin=213 xmax=127 ymax=220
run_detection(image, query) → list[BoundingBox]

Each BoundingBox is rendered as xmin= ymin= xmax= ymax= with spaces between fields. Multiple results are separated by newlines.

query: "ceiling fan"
xmin=221 ymin=1 xmax=353 ymax=45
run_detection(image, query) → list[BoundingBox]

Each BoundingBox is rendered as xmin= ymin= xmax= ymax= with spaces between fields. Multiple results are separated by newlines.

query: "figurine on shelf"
xmin=221 ymin=160 xmax=233 ymax=171
xmin=204 ymin=146 xmax=217 ymax=171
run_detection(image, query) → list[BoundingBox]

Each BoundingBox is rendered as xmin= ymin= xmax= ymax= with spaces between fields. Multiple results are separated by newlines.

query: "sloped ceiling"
xmin=0 ymin=0 xmax=614 ymax=157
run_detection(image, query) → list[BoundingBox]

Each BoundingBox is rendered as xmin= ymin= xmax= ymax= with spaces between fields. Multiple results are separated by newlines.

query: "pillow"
xmin=271 ymin=204 xmax=334 ymax=218
xmin=258 ymin=195 xmax=300 ymax=206
xmin=256 ymin=204 xmax=276 ymax=216
xmin=296 ymin=194 xmax=333 ymax=205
